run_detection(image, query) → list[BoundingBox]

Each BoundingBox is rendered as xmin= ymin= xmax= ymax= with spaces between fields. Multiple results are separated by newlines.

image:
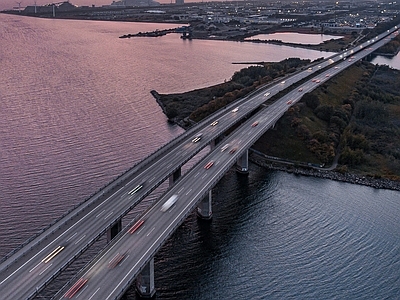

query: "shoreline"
xmin=249 ymin=152 xmax=400 ymax=192
xmin=150 ymin=90 xmax=400 ymax=192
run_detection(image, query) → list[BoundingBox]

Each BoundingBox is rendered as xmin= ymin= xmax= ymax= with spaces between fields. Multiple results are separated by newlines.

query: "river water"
xmin=0 ymin=14 xmax=399 ymax=299
xmin=246 ymin=32 xmax=343 ymax=44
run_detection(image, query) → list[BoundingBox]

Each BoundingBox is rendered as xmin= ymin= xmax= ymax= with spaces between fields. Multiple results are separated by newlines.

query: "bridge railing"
xmin=45 ymin=26 xmax=400 ymax=296
xmin=0 ymin=85 xmax=253 ymax=266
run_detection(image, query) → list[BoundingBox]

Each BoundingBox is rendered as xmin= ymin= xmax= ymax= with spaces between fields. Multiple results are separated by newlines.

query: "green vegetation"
xmin=156 ymin=41 xmax=400 ymax=182
xmin=254 ymin=62 xmax=400 ymax=181
xmin=376 ymin=34 xmax=400 ymax=56
xmin=157 ymin=58 xmax=312 ymax=124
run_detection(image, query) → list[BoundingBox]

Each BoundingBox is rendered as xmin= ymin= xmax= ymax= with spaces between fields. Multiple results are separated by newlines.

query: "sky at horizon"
xmin=0 ymin=0 xmax=207 ymax=11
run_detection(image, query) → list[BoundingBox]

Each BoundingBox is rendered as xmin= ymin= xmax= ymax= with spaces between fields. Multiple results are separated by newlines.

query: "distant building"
xmin=23 ymin=1 xmax=76 ymax=14
xmin=176 ymin=0 xmax=184 ymax=5
xmin=110 ymin=0 xmax=160 ymax=7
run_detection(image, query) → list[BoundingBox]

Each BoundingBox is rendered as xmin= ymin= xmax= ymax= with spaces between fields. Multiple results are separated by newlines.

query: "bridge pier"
xmin=136 ymin=258 xmax=156 ymax=298
xmin=210 ymin=135 xmax=223 ymax=151
xmin=169 ymin=168 xmax=181 ymax=186
xmin=107 ymin=219 xmax=122 ymax=242
xmin=236 ymin=149 xmax=249 ymax=174
xmin=197 ymin=190 xmax=212 ymax=220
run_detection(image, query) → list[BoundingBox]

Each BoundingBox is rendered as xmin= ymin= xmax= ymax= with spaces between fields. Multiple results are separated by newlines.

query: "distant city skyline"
xmin=0 ymin=0 xmax=204 ymax=11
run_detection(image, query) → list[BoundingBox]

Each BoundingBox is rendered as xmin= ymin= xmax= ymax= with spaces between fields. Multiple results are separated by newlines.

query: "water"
xmin=371 ymin=53 xmax=400 ymax=70
xmin=0 ymin=14 xmax=399 ymax=299
xmin=246 ymin=32 xmax=343 ymax=45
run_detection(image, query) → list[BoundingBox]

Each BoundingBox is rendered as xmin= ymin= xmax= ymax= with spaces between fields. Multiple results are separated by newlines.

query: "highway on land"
xmin=53 ymin=26 xmax=400 ymax=300
xmin=1 ymin=25 xmax=398 ymax=300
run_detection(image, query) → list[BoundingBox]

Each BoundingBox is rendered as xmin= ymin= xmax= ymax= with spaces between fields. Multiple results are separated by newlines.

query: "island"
xmin=152 ymin=22 xmax=400 ymax=191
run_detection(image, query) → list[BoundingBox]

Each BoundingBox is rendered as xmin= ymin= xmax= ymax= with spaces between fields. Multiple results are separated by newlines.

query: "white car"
xmin=161 ymin=195 xmax=178 ymax=212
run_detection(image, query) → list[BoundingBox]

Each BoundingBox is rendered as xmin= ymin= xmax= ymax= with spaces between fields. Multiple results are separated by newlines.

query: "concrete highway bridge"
xmin=0 ymin=25 xmax=398 ymax=300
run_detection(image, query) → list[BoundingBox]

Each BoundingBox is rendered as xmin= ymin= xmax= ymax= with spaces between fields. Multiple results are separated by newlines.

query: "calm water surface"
xmin=246 ymin=32 xmax=343 ymax=44
xmin=371 ymin=53 xmax=400 ymax=70
xmin=0 ymin=14 xmax=399 ymax=299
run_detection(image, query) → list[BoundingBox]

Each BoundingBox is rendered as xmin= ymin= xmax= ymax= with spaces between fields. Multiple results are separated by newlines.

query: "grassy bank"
xmin=254 ymin=61 xmax=400 ymax=181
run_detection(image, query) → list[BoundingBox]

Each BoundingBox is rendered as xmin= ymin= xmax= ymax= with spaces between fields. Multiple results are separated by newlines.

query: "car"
xmin=315 ymin=80 xmax=320 ymax=83
xmin=281 ymin=80 xmax=286 ymax=84
xmin=318 ymin=65 xmax=321 ymax=68
xmin=128 ymin=219 xmax=145 ymax=234
xmin=325 ymin=74 xmax=330 ymax=77
xmin=286 ymin=100 xmax=292 ymax=105
xmin=221 ymin=144 xmax=230 ymax=152
xmin=42 ymin=245 xmax=65 ymax=263
xmin=298 ymin=88 xmax=303 ymax=92
xmin=308 ymin=67 xmax=312 ymax=70
xmin=334 ymin=66 xmax=339 ymax=69
xmin=312 ymin=79 xmax=317 ymax=82
xmin=192 ymin=133 xmax=203 ymax=143
xmin=64 ymin=278 xmax=89 ymax=299
xmin=128 ymin=184 xmax=143 ymax=195
xmin=251 ymin=121 xmax=259 ymax=127
xmin=161 ymin=195 xmax=178 ymax=212
xmin=210 ymin=120 xmax=218 ymax=126
xmin=229 ymin=147 xmax=238 ymax=154
xmin=108 ymin=251 xmax=128 ymax=269
xmin=264 ymin=92 xmax=271 ymax=97
xmin=204 ymin=161 xmax=214 ymax=169
xmin=232 ymin=107 xmax=239 ymax=112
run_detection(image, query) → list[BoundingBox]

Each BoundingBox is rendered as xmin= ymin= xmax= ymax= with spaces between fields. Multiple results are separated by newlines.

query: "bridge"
xmin=1 ymin=25 xmax=398 ymax=300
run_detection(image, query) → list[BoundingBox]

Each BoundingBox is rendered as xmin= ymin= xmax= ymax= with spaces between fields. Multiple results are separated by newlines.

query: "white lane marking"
xmin=39 ymin=263 xmax=52 ymax=276
xmin=29 ymin=262 xmax=41 ymax=273
xmin=66 ymin=232 xmax=78 ymax=242
xmin=77 ymin=284 xmax=89 ymax=298
xmin=119 ymin=254 xmax=130 ymax=266
xmin=194 ymin=172 xmax=200 ymax=178
xmin=149 ymin=176 xmax=156 ymax=183
xmin=105 ymin=173 xmax=221 ymax=300
xmin=109 ymin=253 xmax=120 ymax=264
xmin=96 ymin=210 xmax=105 ymax=218
xmin=0 ymin=188 xmax=122 ymax=286
xmin=104 ymin=212 xmax=113 ymax=220
xmin=74 ymin=234 xmax=86 ymax=245
xmin=185 ymin=189 xmax=192 ymax=195
xmin=146 ymin=227 xmax=155 ymax=237
xmin=87 ymin=287 xmax=100 ymax=300
xmin=178 ymin=187 xmax=184 ymax=194
xmin=137 ymin=226 xmax=146 ymax=235
xmin=201 ymin=173 xmax=207 ymax=179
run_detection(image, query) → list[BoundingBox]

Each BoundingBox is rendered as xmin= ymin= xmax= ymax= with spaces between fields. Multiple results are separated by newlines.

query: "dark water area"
xmin=0 ymin=14 xmax=399 ymax=299
xmin=141 ymin=167 xmax=400 ymax=300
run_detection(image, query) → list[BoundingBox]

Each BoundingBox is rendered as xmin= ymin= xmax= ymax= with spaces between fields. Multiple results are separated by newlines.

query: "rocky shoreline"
xmin=250 ymin=152 xmax=400 ymax=191
xmin=151 ymin=89 xmax=400 ymax=192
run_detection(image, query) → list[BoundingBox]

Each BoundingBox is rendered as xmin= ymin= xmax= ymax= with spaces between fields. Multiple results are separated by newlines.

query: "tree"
xmin=303 ymin=93 xmax=320 ymax=110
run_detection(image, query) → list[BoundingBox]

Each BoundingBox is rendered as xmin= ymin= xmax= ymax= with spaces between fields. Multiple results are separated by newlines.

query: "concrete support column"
xmin=210 ymin=139 xmax=216 ymax=151
xmin=169 ymin=168 xmax=181 ymax=186
xmin=236 ymin=149 xmax=249 ymax=174
xmin=197 ymin=190 xmax=212 ymax=220
xmin=107 ymin=219 xmax=122 ymax=242
xmin=210 ymin=135 xmax=224 ymax=151
xmin=136 ymin=258 xmax=156 ymax=298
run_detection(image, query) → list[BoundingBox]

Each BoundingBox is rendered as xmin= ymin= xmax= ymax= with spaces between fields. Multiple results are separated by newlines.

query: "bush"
xmin=315 ymin=104 xmax=333 ymax=122
xmin=303 ymin=93 xmax=320 ymax=110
